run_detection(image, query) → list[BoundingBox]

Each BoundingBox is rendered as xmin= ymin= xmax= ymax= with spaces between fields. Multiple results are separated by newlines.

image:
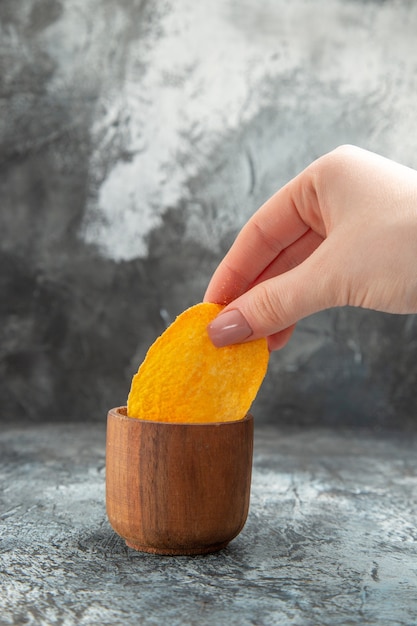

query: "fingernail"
xmin=207 ymin=309 xmax=253 ymax=347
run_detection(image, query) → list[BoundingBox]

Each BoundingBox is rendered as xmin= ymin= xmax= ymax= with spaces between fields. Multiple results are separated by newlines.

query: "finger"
xmin=250 ymin=228 xmax=323 ymax=288
xmin=266 ymin=325 xmax=296 ymax=352
xmin=204 ymin=175 xmax=319 ymax=304
xmin=207 ymin=239 xmax=338 ymax=346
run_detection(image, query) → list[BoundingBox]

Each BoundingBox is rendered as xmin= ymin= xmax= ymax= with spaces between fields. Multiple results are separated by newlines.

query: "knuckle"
xmin=249 ymin=282 xmax=287 ymax=332
xmin=312 ymin=144 xmax=361 ymax=184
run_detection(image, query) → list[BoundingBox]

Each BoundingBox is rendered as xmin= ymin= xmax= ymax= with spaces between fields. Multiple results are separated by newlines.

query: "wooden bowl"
xmin=106 ymin=406 xmax=253 ymax=555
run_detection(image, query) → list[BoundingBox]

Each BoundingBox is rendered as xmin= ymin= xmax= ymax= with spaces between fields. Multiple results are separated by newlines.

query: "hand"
xmin=204 ymin=145 xmax=417 ymax=351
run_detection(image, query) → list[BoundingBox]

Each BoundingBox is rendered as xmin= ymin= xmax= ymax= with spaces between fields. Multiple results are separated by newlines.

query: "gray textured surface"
xmin=2 ymin=0 xmax=417 ymax=426
xmin=1 ymin=421 xmax=417 ymax=625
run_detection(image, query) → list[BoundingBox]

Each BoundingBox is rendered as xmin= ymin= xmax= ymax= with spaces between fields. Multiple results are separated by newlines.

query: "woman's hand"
xmin=204 ymin=145 xmax=417 ymax=351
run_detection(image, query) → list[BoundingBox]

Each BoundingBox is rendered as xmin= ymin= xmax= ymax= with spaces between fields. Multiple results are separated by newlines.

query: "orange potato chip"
xmin=127 ymin=302 xmax=269 ymax=423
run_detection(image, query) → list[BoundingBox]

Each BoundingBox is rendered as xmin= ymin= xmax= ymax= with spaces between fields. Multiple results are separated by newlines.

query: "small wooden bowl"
xmin=106 ymin=407 xmax=253 ymax=555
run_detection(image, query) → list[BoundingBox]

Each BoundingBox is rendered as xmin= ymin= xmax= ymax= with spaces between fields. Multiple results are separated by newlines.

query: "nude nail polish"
xmin=207 ymin=309 xmax=253 ymax=347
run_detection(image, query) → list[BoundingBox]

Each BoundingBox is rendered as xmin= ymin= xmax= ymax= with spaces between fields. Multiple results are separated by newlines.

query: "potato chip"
xmin=127 ymin=302 xmax=269 ymax=423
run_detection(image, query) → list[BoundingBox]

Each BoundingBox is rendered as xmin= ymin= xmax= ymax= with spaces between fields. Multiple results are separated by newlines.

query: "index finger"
xmin=204 ymin=176 xmax=316 ymax=304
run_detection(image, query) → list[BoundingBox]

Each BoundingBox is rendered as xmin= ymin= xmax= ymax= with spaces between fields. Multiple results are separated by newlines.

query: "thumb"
xmin=207 ymin=243 xmax=340 ymax=347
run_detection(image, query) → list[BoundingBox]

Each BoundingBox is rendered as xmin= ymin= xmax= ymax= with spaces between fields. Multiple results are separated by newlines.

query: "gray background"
xmin=2 ymin=0 xmax=417 ymax=427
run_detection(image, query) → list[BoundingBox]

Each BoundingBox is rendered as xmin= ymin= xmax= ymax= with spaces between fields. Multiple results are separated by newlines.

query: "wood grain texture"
xmin=106 ymin=407 xmax=254 ymax=555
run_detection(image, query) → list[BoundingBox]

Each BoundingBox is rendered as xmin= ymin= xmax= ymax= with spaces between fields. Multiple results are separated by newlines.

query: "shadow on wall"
xmin=1 ymin=0 xmax=417 ymax=426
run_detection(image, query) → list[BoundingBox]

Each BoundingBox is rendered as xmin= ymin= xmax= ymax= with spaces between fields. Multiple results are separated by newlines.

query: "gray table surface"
xmin=1 ymin=421 xmax=416 ymax=626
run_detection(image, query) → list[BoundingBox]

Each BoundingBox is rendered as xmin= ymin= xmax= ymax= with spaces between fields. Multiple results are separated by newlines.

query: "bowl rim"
xmin=108 ymin=405 xmax=253 ymax=427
